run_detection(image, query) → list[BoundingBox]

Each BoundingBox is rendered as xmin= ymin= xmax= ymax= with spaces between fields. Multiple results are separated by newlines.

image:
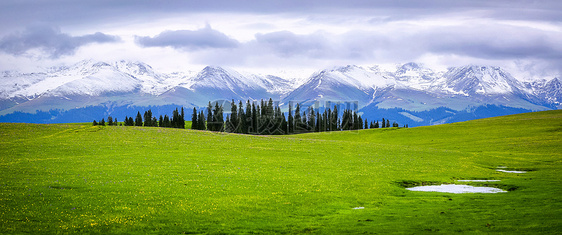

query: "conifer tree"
xmin=207 ymin=102 xmax=213 ymax=131
xmin=245 ymin=100 xmax=252 ymax=134
xmin=93 ymin=120 xmax=98 ymax=126
xmin=135 ymin=112 xmax=143 ymax=126
xmin=288 ymin=104 xmax=294 ymax=134
xmin=251 ymin=103 xmax=257 ymax=134
xmin=180 ymin=107 xmax=185 ymax=129
xmin=107 ymin=116 xmax=114 ymax=126
xmin=100 ymin=118 xmax=106 ymax=126
xmin=171 ymin=108 xmax=179 ymax=128
xmin=191 ymin=108 xmax=198 ymax=130
xmin=198 ymin=111 xmax=206 ymax=130
xmin=382 ymin=118 xmax=386 ymax=128
xmin=159 ymin=115 xmax=164 ymax=128
xmin=387 ymin=119 xmax=390 ymax=128
xmin=280 ymin=113 xmax=287 ymax=134
xmin=212 ymin=102 xmax=224 ymax=132
xmin=307 ymin=107 xmax=315 ymax=132
xmin=230 ymin=99 xmax=238 ymax=133
xmin=332 ymin=105 xmax=339 ymax=131
xmin=294 ymin=103 xmax=302 ymax=133
xmin=238 ymin=101 xmax=245 ymax=133
xmin=323 ymin=110 xmax=328 ymax=132
xmin=316 ymin=111 xmax=321 ymax=132
xmin=163 ymin=115 xmax=170 ymax=127
xmin=352 ymin=112 xmax=359 ymax=130
xmin=326 ymin=108 xmax=332 ymax=131
xmin=143 ymin=110 xmax=154 ymax=127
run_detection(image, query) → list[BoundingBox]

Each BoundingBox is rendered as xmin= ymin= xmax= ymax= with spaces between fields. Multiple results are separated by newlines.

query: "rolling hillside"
xmin=0 ymin=110 xmax=560 ymax=233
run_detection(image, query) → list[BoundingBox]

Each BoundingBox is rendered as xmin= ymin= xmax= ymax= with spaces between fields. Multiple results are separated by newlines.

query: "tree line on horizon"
xmin=93 ymin=108 xmax=186 ymax=129
xmin=191 ymin=99 xmax=405 ymax=135
xmin=92 ymin=99 xmax=406 ymax=133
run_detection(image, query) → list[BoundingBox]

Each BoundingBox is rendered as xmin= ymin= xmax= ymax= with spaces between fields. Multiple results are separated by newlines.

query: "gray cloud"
xmin=423 ymin=25 xmax=562 ymax=61
xmin=0 ymin=24 xmax=120 ymax=58
xmin=254 ymin=31 xmax=332 ymax=58
xmin=2 ymin=0 xmax=561 ymax=32
xmin=135 ymin=25 xmax=239 ymax=50
xmin=1 ymin=0 xmax=561 ymax=76
xmin=186 ymin=22 xmax=562 ymax=72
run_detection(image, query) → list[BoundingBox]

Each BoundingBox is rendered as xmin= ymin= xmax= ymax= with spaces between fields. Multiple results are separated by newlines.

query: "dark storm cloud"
xmin=135 ymin=25 xmax=239 ymax=50
xmin=0 ymin=24 xmax=120 ymax=58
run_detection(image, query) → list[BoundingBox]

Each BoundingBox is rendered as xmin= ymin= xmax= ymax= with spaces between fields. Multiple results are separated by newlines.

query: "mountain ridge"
xmin=0 ymin=60 xmax=560 ymax=125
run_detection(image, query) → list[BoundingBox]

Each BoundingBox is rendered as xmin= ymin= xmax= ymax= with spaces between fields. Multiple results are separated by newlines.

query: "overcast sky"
xmin=0 ymin=0 xmax=561 ymax=79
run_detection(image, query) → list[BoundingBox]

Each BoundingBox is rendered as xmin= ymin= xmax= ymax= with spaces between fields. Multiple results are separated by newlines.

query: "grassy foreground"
xmin=0 ymin=110 xmax=561 ymax=234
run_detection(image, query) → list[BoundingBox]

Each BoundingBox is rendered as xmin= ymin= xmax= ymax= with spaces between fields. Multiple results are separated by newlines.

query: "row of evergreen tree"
xmin=123 ymin=108 xmax=186 ymax=128
xmin=191 ymin=99 xmax=405 ymax=135
xmin=92 ymin=99 xmax=406 ymax=133
xmin=93 ymin=108 xmax=186 ymax=128
xmin=92 ymin=116 xmax=118 ymax=126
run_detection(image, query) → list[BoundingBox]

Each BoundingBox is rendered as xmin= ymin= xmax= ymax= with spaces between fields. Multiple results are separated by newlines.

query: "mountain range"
xmin=0 ymin=60 xmax=560 ymax=126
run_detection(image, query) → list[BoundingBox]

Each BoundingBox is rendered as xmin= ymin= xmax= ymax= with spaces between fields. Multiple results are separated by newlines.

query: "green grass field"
xmin=1 ymin=110 xmax=561 ymax=234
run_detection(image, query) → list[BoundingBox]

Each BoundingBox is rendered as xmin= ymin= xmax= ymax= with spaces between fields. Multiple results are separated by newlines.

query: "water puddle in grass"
xmin=457 ymin=180 xmax=500 ymax=182
xmin=496 ymin=169 xmax=527 ymax=173
xmin=406 ymin=184 xmax=506 ymax=194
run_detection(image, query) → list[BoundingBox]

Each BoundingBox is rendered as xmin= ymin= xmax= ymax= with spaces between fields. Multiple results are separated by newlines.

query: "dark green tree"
xmin=294 ymin=103 xmax=302 ymax=133
xmin=207 ymin=102 xmax=213 ymax=131
xmin=135 ymin=112 xmax=143 ymax=126
xmin=163 ymin=115 xmax=170 ymax=127
xmin=180 ymin=107 xmax=185 ymax=129
xmin=237 ymin=101 xmax=245 ymax=133
xmin=251 ymin=103 xmax=257 ymax=134
xmin=288 ymin=104 xmax=294 ymax=134
xmin=191 ymin=108 xmax=198 ymax=130
xmin=198 ymin=111 xmax=206 ymax=130
xmin=107 ymin=116 xmax=114 ymax=126
xmin=229 ymin=100 xmax=238 ymax=133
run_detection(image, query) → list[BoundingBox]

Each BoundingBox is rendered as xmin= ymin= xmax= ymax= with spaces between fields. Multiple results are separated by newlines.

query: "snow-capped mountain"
xmin=282 ymin=65 xmax=390 ymax=105
xmin=525 ymin=77 xmax=561 ymax=106
xmin=394 ymin=62 xmax=441 ymax=90
xmin=438 ymin=65 xmax=526 ymax=96
xmin=0 ymin=60 xmax=293 ymax=115
xmin=0 ymin=60 xmax=559 ymax=125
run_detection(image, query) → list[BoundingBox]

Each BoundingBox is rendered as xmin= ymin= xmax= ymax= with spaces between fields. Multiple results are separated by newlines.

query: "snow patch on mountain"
xmin=399 ymin=112 xmax=424 ymax=122
xmin=0 ymin=60 xmax=560 ymax=118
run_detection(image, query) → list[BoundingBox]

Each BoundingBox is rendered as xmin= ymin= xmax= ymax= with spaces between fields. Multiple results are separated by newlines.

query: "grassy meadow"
xmin=0 ymin=110 xmax=561 ymax=234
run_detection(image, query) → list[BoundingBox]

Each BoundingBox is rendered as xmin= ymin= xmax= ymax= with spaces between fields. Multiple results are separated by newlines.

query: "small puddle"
xmin=457 ymin=180 xmax=500 ymax=182
xmin=497 ymin=169 xmax=527 ymax=173
xmin=406 ymin=184 xmax=506 ymax=194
